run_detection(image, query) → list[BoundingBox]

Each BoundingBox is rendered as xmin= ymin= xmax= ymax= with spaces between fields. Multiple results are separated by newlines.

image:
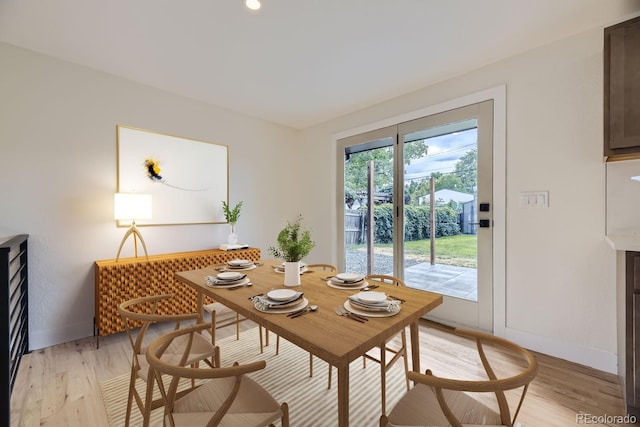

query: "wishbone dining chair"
xmin=118 ymin=294 xmax=217 ymax=427
xmin=203 ymin=300 xmax=248 ymax=345
xmin=380 ymin=328 xmax=538 ymax=426
xmin=146 ymin=322 xmax=290 ymax=427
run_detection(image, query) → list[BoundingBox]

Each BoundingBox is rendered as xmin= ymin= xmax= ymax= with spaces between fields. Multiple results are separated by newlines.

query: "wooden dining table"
xmin=175 ymin=260 xmax=442 ymax=427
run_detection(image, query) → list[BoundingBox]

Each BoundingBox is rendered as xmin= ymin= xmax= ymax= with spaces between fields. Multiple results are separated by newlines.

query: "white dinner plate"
xmin=344 ymin=300 xmax=400 ymax=318
xmin=356 ymin=291 xmax=387 ymax=303
xmin=326 ymin=280 xmax=369 ymax=290
xmin=225 ymin=264 xmax=257 ymax=271
xmin=267 ymin=288 xmax=298 ymax=301
xmin=336 ymin=272 xmax=364 ymax=282
xmin=217 ymin=271 xmax=245 ymax=280
xmin=256 ymin=298 xmax=309 ymax=314
xmin=228 ymin=259 xmax=253 ymax=266
xmin=207 ymin=277 xmax=251 ymax=288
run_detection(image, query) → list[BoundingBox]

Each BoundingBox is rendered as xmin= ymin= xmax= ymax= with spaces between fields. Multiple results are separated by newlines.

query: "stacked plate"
xmin=345 ymin=291 xmax=401 ymax=317
xmin=253 ymin=289 xmax=308 ymax=313
xmin=225 ymin=259 xmax=257 ymax=271
xmin=273 ymin=262 xmax=308 ymax=274
xmin=205 ymin=271 xmax=251 ymax=288
xmin=327 ymin=272 xmax=368 ymax=290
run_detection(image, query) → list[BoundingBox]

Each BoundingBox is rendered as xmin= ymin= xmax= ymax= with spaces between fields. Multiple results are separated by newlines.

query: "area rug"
xmin=100 ymin=326 xmax=406 ymax=426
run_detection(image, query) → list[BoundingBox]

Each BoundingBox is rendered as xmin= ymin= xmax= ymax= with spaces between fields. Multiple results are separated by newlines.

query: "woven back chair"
xmin=118 ymin=294 xmax=216 ymax=427
xmin=146 ymin=322 xmax=290 ymax=427
xmin=380 ymin=328 xmax=538 ymax=427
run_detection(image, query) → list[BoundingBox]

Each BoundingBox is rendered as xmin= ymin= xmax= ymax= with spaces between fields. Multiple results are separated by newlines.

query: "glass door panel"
xmin=398 ymin=101 xmax=493 ymax=330
xmin=402 ymin=121 xmax=478 ymax=300
xmin=338 ymin=126 xmax=396 ymax=276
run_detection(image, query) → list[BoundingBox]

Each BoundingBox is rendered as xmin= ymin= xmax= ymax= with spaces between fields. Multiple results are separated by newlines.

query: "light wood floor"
xmin=10 ymin=319 xmax=633 ymax=426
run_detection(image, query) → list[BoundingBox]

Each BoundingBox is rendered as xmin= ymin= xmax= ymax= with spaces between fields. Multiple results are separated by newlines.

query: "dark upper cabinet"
xmin=604 ymin=16 xmax=640 ymax=159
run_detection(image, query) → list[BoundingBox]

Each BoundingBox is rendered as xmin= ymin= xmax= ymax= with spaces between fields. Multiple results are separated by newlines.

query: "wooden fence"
xmin=345 ymin=209 xmax=365 ymax=245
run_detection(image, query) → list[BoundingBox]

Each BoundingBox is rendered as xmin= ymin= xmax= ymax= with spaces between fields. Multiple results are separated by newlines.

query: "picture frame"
xmin=116 ymin=125 xmax=228 ymax=226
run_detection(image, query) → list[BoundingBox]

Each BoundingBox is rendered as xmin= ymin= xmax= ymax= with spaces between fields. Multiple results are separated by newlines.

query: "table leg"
xmin=337 ymin=363 xmax=349 ymax=427
xmin=410 ymin=321 xmax=420 ymax=373
xmin=196 ymin=291 xmax=204 ymax=323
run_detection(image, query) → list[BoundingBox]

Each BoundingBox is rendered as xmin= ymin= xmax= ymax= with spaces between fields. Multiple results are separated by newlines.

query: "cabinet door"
xmin=605 ymin=16 xmax=640 ymax=157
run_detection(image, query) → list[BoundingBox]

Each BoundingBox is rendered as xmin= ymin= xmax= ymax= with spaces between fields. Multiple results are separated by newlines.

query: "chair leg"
xmin=124 ymin=368 xmax=136 ymax=427
xmin=211 ymin=311 xmax=217 ymax=345
xmin=235 ymin=313 xmax=240 ymax=340
xmin=142 ymin=368 xmax=156 ymax=427
xmin=309 ymin=352 xmax=313 ymax=377
xmin=327 ymin=364 xmax=332 ymax=389
xmin=379 ymin=344 xmax=386 ymax=416
xmin=281 ymin=402 xmax=290 ymax=427
xmin=259 ymin=326 xmax=265 ymax=353
xmin=276 ymin=334 xmax=280 ymax=355
xmin=401 ymin=330 xmax=410 ymax=391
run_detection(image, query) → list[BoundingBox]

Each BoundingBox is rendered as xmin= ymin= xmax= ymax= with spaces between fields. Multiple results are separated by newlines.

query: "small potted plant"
xmin=269 ymin=215 xmax=315 ymax=286
xmin=222 ymin=200 xmax=243 ymax=244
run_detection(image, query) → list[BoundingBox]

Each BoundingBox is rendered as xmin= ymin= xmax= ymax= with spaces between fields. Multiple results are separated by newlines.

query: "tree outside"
xmin=344 ymin=129 xmax=478 ymax=268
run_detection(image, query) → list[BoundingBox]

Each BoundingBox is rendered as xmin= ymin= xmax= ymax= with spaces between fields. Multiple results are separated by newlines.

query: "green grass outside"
xmin=348 ymin=234 xmax=477 ymax=268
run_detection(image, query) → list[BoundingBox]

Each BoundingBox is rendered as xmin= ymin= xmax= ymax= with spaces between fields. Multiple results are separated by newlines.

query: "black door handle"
xmin=469 ymin=219 xmax=491 ymax=228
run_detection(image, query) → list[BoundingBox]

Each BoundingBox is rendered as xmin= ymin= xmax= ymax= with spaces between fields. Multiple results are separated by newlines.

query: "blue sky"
xmin=404 ymin=128 xmax=477 ymax=181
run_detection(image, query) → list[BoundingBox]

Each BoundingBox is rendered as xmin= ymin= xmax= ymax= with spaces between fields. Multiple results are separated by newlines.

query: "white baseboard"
xmin=29 ymin=320 xmax=94 ymax=351
xmin=504 ymin=327 xmax=617 ymax=374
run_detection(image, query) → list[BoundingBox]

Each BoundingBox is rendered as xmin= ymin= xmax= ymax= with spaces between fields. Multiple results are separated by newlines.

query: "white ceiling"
xmin=1 ymin=0 xmax=639 ymax=129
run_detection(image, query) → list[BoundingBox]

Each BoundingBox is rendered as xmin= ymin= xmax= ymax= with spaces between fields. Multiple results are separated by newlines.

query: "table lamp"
xmin=114 ymin=193 xmax=152 ymax=262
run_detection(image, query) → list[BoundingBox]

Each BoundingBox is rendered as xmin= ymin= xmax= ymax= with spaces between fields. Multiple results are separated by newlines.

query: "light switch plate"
xmin=519 ymin=191 xmax=549 ymax=208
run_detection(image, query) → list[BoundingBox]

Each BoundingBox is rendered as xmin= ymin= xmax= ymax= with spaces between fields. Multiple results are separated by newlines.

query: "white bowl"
xmin=267 ymin=289 xmax=298 ymax=301
xmin=228 ymin=259 xmax=251 ymax=266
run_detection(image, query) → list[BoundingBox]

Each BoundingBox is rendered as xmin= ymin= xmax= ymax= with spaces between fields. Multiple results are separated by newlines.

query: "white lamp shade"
xmin=114 ymin=193 xmax=152 ymax=220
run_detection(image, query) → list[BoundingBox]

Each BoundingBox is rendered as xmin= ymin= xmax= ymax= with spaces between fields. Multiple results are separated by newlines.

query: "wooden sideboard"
xmin=94 ymin=248 xmax=261 ymax=338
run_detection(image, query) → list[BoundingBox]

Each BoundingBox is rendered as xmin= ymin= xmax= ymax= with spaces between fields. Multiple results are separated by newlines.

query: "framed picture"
xmin=117 ymin=125 xmax=228 ymax=226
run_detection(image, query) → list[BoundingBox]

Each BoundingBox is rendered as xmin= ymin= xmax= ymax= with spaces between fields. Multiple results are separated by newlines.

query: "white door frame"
xmin=334 ymin=85 xmax=506 ymax=337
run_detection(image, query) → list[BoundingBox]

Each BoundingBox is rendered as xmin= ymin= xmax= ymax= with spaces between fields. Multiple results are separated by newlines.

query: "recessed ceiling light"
xmin=245 ymin=0 xmax=261 ymax=11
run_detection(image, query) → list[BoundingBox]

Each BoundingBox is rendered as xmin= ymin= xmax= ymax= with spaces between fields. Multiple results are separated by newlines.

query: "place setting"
xmin=204 ymin=271 xmax=252 ymax=289
xmin=342 ymin=290 xmax=402 ymax=318
xmin=217 ymin=259 xmax=258 ymax=272
xmin=252 ymin=288 xmax=308 ymax=314
xmin=325 ymin=272 xmax=370 ymax=290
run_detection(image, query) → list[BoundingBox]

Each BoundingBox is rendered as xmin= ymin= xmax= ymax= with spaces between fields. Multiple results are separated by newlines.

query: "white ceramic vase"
xmin=227 ymin=224 xmax=238 ymax=244
xmin=284 ymin=261 xmax=301 ymax=287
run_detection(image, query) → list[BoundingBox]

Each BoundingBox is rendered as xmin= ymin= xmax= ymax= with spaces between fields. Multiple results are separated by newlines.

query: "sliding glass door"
xmin=337 ymin=101 xmax=494 ymax=330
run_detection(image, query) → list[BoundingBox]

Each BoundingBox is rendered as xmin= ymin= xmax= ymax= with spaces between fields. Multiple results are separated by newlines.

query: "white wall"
xmin=0 ymin=42 xmax=306 ymax=350
xmin=299 ymin=24 xmax=631 ymax=372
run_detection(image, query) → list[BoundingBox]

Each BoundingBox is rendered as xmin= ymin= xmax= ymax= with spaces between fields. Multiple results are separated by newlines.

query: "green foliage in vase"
xmin=222 ymin=200 xmax=243 ymax=224
xmin=268 ymin=215 xmax=315 ymax=262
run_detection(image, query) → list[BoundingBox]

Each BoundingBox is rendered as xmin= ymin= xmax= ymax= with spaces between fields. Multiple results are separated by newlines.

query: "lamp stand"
xmin=115 ymin=220 xmax=149 ymax=262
